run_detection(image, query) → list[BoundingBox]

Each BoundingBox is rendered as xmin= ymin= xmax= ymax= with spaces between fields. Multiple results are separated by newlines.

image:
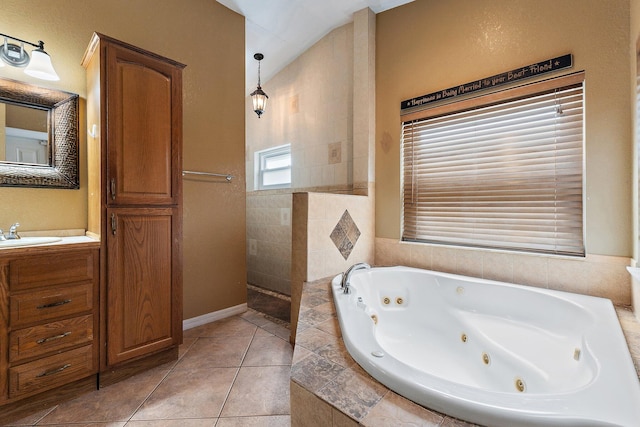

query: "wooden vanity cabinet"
xmin=106 ymin=207 xmax=181 ymax=365
xmin=82 ymin=33 xmax=184 ymax=377
xmin=0 ymin=246 xmax=99 ymax=405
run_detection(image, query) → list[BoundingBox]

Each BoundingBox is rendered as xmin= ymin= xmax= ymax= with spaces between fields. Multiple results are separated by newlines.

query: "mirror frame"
xmin=0 ymin=78 xmax=79 ymax=189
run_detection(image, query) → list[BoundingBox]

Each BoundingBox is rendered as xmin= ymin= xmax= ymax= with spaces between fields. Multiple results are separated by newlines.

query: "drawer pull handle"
xmin=37 ymin=299 xmax=72 ymax=309
xmin=36 ymin=363 xmax=71 ymax=378
xmin=36 ymin=331 xmax=72 ymax=344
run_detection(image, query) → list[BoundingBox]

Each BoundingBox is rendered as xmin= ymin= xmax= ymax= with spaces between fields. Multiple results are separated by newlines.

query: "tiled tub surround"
xmin=290 ymin=277 xmax=640 ymax=427
xmin=291 ymin=190 xmax=375 ymax=342
xmin=246 ymin=188 xmax=371 ymax=298
xmin=376 ymin=238 xmax=633 ymax=307
xmin=335 ymin=267 xmax=640 ymax=426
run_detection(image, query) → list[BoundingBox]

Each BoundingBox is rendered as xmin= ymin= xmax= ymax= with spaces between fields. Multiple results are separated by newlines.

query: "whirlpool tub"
xmin=331 ymin=266 xmax=640 ymax=427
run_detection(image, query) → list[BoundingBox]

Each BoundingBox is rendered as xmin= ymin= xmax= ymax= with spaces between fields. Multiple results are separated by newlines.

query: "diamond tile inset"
xmin=330 ymin=210 xmax=361 ymax=260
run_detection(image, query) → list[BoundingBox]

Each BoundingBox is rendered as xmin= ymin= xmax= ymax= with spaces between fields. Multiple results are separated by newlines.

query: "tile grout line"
xmin=214 ymin=322 xmax=260 ymax=419
xmin=27 ymin=405 xmax=57 ymax=426
xmin=122 ymin=339 xmax=196 ymax=425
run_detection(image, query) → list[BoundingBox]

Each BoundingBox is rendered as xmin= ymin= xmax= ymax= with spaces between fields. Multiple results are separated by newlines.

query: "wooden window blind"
xmin=402 ymin=73 xmax=585 ymax=256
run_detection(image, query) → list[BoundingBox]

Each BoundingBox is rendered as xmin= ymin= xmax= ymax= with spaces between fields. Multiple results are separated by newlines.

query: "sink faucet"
xmin=340 ymin=262 xmax=370 ymax=294
xmin=5 ymin=223 xmax=20 ymax=240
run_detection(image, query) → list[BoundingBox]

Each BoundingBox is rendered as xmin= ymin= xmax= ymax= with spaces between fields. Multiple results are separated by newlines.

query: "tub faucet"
xmin=341 ymin=262 xmax=370 ymax=294
xmin=6 ymin=223 xmax=20 ymax=240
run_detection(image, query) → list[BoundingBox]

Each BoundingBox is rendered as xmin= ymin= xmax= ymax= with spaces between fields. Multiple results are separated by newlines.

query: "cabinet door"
xmin=106 ymin=42 xmax=182 ymax=205
xmin=106 ymin=208 xmax=181 ymax=365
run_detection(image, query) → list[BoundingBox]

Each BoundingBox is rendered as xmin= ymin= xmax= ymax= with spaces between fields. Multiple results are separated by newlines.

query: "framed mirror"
xmin=0 ymin=78 xmax=79 ymax=189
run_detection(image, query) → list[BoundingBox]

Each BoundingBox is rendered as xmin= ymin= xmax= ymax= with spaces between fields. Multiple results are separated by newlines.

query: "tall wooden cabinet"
xmin=82 ymin=33 xmax=185 ymax=376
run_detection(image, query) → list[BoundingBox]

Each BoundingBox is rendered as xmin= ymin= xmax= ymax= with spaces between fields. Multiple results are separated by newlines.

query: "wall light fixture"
xmin=0 ymin=33 xmax=59 ymax=81
xmin=250 ymin=53 xmax=268 ymax=118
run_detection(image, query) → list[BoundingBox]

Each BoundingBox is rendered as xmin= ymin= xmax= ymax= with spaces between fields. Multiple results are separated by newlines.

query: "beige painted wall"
xmin=0 ymin=0 xmax=246 ymax=319
xmin=376 ymin=0 xmax=633 ymax=258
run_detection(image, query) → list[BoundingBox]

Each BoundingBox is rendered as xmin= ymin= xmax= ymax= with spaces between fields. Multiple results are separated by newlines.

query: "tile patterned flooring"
xmin=6 ymin=310 xmax=292 ymax=427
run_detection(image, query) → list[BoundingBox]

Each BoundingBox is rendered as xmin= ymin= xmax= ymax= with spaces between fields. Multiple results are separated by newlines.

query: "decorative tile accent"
xmin=329 ymin=141 xmax=342 ymax=164
xmin=330 ymin=210 xmax=361 ymax=260
xmin=290 ymin=94 xmax=299 ymax=113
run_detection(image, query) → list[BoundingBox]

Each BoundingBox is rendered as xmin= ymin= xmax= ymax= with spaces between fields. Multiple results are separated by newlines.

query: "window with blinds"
xmin=402 ymin=73 xmax=585 ymax=256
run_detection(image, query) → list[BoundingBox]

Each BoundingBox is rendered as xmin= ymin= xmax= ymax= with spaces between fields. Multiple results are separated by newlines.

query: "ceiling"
xmin=216 ymin=0 xmax=414 ymax=94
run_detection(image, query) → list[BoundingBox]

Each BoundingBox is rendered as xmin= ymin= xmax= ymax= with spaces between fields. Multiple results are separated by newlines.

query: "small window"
xmin=256 ymin=144 xmax=291 ymax=190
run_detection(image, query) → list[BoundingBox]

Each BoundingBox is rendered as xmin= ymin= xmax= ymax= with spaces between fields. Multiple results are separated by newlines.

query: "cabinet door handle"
xmin=111 ymin=213 xmax=117 ymax=235
xmin=37 ymin=299 xmax=72 ymax=309
xmin=110 ymin=178 xmax=116 ymax=200
xmin=36 ymin=363 xmax=71 ymax=378
xmin=36 ymin=331 xmax=72 ymax=344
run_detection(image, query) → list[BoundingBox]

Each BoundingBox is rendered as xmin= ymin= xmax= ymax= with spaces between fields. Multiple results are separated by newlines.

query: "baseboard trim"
xmin=182 ymin=303 xmax=248 ymax=330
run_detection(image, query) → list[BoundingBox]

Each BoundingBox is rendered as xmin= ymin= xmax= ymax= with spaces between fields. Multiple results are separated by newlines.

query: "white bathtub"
xmin=331 ymin=266 xmax=640 ymax=427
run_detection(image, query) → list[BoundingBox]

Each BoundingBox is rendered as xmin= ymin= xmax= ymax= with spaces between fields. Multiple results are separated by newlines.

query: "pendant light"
xmin=250 ymin=53 xmax=268 ymax=118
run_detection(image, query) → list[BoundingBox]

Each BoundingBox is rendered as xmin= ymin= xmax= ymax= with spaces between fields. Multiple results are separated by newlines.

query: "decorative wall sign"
xmin=401 ymin=54 xmax=573 ymax=112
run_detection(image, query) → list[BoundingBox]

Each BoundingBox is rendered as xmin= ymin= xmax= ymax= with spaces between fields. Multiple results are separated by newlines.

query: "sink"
xmin=0 ymin=236 xmax=62 ymax=248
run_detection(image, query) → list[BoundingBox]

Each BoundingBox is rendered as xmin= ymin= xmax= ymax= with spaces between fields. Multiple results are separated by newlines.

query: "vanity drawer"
xmin=9 ymin=315 xmax=94 ymax=363
xmin=10 ymin=283 xmax=93 ymax=327
xmin=9 ymin=250 xmax=95 ymax=291
xmin=8 ymin=345 xmax=94 ymax=399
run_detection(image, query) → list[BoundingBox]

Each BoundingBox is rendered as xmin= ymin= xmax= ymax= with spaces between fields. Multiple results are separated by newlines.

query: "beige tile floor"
xmin=6 ymin=310 xmax=293 ymax=427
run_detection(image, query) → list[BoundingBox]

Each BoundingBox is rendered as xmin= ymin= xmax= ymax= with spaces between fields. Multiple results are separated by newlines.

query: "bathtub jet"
xmin=332 ymin=265 xmax=640 ymax=427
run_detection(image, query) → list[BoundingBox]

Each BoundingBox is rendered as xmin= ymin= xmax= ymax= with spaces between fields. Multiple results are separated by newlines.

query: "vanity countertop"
xmin=0 ymin=234 xmax=100 ymax=253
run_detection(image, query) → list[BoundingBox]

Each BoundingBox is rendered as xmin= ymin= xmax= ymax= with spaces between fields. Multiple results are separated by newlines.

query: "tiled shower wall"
xmin=244 ymin=20 xmax=357 ymax=296
xmin=294 ymin=191 xmax=374 ymax=282
xmin=245 ymin=22 xmax=355 ymax=193
xmin=246 ymin=192 xmax=292 ymax=295
xmin=290 ymin=189 xmax=375 ymax=340
xmin=245 ymin=8 xmax=376 ymax=298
